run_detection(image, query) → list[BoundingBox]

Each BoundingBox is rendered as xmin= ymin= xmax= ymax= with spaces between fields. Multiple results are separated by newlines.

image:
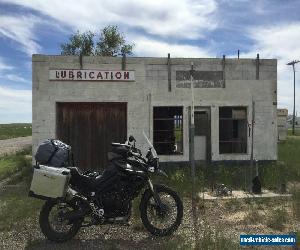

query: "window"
xmin=153 ymin=107 xmax=183 ymax=155
xmin=219 ymin=107 xmax=247 ymax=154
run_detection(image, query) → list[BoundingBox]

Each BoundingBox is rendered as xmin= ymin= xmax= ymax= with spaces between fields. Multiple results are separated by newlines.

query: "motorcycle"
xmin=31 ymin=132 xmax=183 ymax=242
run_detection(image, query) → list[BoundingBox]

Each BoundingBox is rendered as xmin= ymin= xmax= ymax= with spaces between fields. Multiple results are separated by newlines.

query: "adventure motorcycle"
xmin=29 ymin=132 xmax=183 ymax=242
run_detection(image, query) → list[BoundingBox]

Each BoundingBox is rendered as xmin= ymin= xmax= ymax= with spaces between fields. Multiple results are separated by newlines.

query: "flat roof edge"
xmin=32 ymin=54 xmax=277 ymax=61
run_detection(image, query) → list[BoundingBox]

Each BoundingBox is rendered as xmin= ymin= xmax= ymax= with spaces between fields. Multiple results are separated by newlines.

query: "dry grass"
xmin=267 ymin=207 xmax=288 ymax=231
xmin=0 ymin=146 xmax=32 ymax=182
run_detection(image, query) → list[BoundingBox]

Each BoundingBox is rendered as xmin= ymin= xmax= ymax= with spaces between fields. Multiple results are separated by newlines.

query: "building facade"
xmin=32 ymin=55 xmax=277 ymax=169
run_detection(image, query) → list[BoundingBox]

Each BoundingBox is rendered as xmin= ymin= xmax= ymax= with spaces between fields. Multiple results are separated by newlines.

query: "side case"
xmin=29 ymin=165 xmax=70 ymax=199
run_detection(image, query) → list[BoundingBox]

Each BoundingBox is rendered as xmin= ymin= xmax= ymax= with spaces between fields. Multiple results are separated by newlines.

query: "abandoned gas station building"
xmin=32 ymin=55 xmax=277 ymax=170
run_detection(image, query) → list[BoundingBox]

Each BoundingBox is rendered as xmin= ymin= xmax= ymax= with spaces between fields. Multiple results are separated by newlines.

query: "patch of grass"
xmin=207 ymin=165 xmax=245 ymax=190
xmin=0 ymin=123 xmax=32 ymax=140
xmin=244 ymin=207 xmax=264 ymax=224
xmin=277 ymin=136 xmax=300 ymax=182
xmin=154 ymin=137 xmax=300 ymax=196
xmin=0 ymin=146 xmax=32 ymax=182
xmin=224 ymin=198 xmax=242 ymax=212
xmin=252 ymin=197 xmax=273 ymax=209
xmin=0 ymin=190 xmax=43 ymax=231
xmin=153 ymin=165 xmax=204 ymax=196
xmin=199 ymin=226 xmax=241 ymax=250
xmin=205 ymin=136 xmax=300 ymax=191
xmin=291 ymin=189 xmax=300 ymax=220
xmin=256 ymin=135 xmax=300 ymax=190
xmin=287 ymin=128 xmax=300 ymax=136
xmin=267 ymin=207 xmax=288 ymax=231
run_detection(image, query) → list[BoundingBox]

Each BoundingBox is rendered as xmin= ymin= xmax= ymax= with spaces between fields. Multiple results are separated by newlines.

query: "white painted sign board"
xmin=49 ymin=70 xmax=135 ymax=81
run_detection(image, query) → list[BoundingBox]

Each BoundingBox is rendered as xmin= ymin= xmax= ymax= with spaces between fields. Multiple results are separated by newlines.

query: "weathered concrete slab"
xmin=198 ymin=190 xmax=292 ymax=200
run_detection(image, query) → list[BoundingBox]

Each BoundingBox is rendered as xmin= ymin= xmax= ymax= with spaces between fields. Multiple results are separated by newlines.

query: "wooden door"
xmin=56 ymin=102 xmax=127 ymax=170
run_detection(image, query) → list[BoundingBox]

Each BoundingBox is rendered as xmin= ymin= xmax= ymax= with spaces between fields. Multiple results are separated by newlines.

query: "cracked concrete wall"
xmin=32 ymin=55 xmax=277 ymax=163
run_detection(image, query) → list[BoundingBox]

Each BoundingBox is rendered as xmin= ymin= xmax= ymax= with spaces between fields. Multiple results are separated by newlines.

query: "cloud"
xmin=0 ymin=57 xmax=14 ymax=71
xmin=0 ymin=15 xmax=41 ymax=55
xmin=3 ymin=0 xmax=217 ymax=39
xmin=241 ymin=22 xmax=300 ymax=114
xmin=0 ymin=86 xmax=31 ymax=123
xmin=4 ymin=74 xmax=30 ymax=83
xmin=133 ymin=37 xmax=213 ymax=57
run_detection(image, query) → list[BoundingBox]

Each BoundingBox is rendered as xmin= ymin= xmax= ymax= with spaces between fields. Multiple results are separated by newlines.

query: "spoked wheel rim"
xmin=146 ymin=192 xmax=179 ymax=231
xmin=48 ymin=202 xmax=76 ymax=234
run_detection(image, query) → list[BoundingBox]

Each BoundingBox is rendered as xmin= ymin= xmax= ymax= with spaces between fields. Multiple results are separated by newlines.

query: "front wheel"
xmin=140 ymin=184 xmax=183 ymax=236
xmin=39 ymin=200 xmax=83 ymax=242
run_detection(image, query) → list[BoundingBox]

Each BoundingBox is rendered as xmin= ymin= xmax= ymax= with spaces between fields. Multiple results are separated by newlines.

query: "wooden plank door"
xmin=56 ymin=102 xmax=127 ymax=170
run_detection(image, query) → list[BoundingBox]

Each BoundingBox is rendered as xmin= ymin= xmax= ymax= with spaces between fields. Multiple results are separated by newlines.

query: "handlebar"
xmin=124 ymin=135 xmax=164 ymax=176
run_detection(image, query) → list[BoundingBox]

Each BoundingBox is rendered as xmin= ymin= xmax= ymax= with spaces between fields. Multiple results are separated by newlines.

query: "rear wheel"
xmin=39 ymin=200 xmax=83 ymax=242
xmin=140 ymin=185 xmax=183 ymax=236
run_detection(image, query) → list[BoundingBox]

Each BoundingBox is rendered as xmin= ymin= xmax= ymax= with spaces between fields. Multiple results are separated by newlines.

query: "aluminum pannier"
xmin=29 ymin=165 xmax=70 ymax=199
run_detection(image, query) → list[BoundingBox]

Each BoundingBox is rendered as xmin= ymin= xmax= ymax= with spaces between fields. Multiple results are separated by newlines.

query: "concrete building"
xmin=32 ymin=55 xmax=277 ymax=170
xmin=277 ymin=109 xmax=288 ymax=141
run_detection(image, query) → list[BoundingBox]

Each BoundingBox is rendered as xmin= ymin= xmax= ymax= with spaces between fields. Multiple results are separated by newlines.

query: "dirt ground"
xmin=0 ymin=136 xmax=32 ymax=155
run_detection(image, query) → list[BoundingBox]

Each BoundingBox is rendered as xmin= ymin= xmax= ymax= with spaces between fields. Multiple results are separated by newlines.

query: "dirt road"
xmin=0 ymin=136 xmax=32 ymax=155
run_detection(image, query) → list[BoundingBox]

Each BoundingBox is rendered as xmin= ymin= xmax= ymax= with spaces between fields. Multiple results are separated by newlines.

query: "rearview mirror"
xmin=129 ymin=135 xmax=136 ymax=142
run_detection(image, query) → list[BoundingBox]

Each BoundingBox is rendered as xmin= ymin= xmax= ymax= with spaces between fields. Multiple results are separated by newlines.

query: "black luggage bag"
xmin=35 ymin=139 xmax=71 ymax=168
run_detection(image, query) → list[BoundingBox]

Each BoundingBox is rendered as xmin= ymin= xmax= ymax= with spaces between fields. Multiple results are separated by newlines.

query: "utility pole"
xmin=190 ymin=62 xmax=195 ymax=199
xmin=250 ymin=100 xmax=255 ymax=191
xmin=189 ymin=62 xmax=199 ymax=248
xmin=287 ymin=60 xmax=299 ymax=135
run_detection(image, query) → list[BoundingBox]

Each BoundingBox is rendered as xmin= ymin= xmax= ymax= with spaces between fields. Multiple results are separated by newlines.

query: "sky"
xmin=0 ymin=0 xmax=299 ymax=123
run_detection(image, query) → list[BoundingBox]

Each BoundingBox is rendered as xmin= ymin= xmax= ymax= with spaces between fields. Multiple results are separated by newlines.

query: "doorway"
xmin=194 ymin=108 xmax=211 ymax=161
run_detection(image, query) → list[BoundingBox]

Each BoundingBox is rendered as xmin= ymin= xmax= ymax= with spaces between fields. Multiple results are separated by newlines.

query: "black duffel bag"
xmin=35 ymin=139 xmax=71 ymax=167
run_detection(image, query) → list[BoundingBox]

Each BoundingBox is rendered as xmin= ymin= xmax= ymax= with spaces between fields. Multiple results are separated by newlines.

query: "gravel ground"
xmin=0 ymin=198 xmax=194 ymax=250
xmin=0 ymin=136 xmax=32 ymax=155
xmin=0 ymin=195 xmax=298 ymax=249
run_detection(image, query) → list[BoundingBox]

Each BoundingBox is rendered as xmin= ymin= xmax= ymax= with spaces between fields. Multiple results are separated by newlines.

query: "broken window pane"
xmin=219 ymin=107 xmax=247 ymax=154
xmin=153 ymin=107 xmax=183 ymax=155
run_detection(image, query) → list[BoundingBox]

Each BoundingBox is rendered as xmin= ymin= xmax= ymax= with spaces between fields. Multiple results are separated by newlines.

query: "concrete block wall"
xmin=32 ymin=55 xmax=277 ymax=163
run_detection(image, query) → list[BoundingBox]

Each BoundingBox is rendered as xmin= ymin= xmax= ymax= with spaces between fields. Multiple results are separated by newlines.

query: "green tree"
xmin=95 ymin=25 xmax=133 ymax=56
xmin=61 ymin=31 xmax=95 ymax=56
xmin=61 ymin=26 xmax=134 ymax=56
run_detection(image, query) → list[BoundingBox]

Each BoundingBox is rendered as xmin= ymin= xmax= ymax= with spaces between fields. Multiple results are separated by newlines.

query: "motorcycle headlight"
xmin=150 ymin=158 xmax=159 ymax=170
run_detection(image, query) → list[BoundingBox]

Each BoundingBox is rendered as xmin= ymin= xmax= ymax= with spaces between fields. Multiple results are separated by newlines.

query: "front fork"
xmin=147 ymin=179 xmax=164 ymax=211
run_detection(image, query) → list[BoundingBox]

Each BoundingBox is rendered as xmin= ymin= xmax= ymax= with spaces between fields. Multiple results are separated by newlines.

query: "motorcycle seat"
xmin=69 ymin=167 xmax=96 ymax=187
xmin=69 ymin=166 xmax=118 ymax=191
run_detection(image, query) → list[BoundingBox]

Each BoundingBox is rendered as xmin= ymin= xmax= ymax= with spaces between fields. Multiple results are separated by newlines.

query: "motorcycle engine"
xmin=100 ymin=177 xmax=145 ymax=218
